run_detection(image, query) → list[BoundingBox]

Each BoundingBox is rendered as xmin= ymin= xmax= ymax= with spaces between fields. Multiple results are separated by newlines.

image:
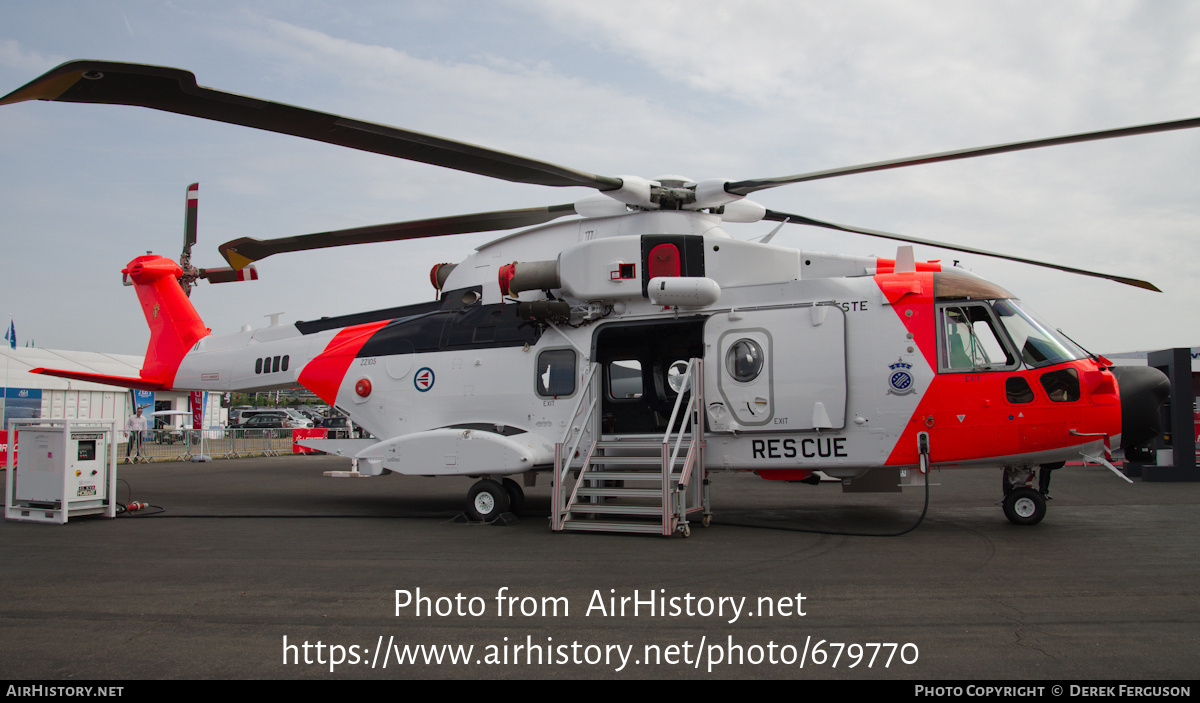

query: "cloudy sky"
xmin=2 ymin=1 xmax=1198 ymax=356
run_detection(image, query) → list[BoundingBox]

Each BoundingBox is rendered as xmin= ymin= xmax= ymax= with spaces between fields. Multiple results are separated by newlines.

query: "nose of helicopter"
xmin=1110 ymin=365 xmax=1171 ymax=451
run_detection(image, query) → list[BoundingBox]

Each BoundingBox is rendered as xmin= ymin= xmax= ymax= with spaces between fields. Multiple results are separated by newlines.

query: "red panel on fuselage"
xmin=884 ymin=359 xmax=1121 ymax=466
xmin=298 ymin=320 xmax=390 ymax=404
xmin=874 ymin=271 xmax=1122 ymax=467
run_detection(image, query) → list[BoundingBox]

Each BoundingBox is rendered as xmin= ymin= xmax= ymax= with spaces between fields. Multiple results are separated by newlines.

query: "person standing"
xmin=125 ymin=406 xmax=148 ymax=462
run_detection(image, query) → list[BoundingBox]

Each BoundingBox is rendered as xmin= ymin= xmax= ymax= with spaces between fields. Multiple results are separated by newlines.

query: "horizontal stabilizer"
xmin=30 ymin=367 xmax=165 ymax=391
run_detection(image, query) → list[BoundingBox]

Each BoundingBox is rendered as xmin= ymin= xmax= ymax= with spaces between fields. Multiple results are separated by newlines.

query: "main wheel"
xmin=1003 ymin=487 xmax=1047 ymax=526
xmin=501 ymin=478 xmax=525 ymax=514
xmin=466 ymin=479 xmax=510 ymax=522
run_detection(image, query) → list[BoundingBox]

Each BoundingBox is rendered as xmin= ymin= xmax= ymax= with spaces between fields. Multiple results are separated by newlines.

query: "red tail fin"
xmin=123 ymin=254 xmax=210 ymax=387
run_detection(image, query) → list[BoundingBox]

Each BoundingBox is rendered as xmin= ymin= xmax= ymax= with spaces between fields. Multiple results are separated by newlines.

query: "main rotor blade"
xmin=219 ymin=203 xmax=578 ymax=269
xmin=763 ymin=209 xmax=1161 ymax=291
xmin=1 ymin=61 xmax=623 ymax=191
xmin=729 ymin=117 xmax=1200 ymax=196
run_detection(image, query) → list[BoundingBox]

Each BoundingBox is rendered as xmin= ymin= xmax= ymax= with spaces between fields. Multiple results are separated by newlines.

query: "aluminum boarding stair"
xmin=551 ymin=358 xmax=710 ymax=537
xmin=560 ymin=438 xmax=701 ymax=535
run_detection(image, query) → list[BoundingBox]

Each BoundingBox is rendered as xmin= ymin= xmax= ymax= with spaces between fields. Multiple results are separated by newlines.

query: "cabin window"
xmin=255 ymin=358 xmax=263 ymax=374
xmin=281 ymin=355 xmax=290 ymax=372
xmin=536 ymin=349 xmax=576 ymax=397
xmin=272 ymin=356 xmax=281 ymax=373
xmin=725 ymin=339 xmax=764 ymax=383
xmin=1006 ymin=377 xmax=1035 ymax=403
xmin=1040 ymin=368 xmax=1081 ymax=402
xmin=608 ymin=359 xmax=643 ymax=399
xmin=938 ymin=303 xmax=1016 ymax=372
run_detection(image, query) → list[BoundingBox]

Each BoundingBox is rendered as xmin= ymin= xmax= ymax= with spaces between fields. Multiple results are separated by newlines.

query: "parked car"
xmin=298 ymin=408 xmax=323 ymax=423
xmin=234 ymin=409 xmax=312 ymax=429
xmin=231 ymin=412 xmax=293 ymax=437
xmin=228 ymin=405 xmax=253 ymax=425
xmin=322 ymin=416 xmax=358 ymax=439
xmin=234 ymin=407 xmax=309 ymax=424
xmin=279 ymin=408 xmax=314 ymax=428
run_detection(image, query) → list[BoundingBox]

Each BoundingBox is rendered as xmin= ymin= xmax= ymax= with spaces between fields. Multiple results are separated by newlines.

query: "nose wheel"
xmin=1001 ymin=467 xmax=1048 ymax=526
xmin=466 ymin=479 xmax=510 ymax=522
xmin=1002 ymin=486 xmax=1047 ymax=525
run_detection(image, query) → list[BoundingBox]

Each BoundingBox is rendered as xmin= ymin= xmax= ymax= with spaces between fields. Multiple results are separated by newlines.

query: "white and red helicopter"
xmin=2 ymin=61 xmax=1181 ymax=533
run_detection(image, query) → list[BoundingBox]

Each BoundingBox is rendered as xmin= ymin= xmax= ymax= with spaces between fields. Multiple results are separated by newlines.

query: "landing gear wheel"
xmin=501 ymin=478 xmax=525 ymax=514
xmin=466 ymin=479 xmax=510 ymax=522
xmin=1003 ymin=487 xmax=1047 ymax=526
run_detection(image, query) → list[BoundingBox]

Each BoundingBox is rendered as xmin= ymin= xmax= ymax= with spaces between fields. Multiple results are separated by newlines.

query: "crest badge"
xmin=887 ymin=359 xmax=915 ymax=395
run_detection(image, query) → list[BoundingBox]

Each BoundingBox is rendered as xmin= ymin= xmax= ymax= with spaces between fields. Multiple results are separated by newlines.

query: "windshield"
xmin=991 ymin=299 xmax=1088 ymax=368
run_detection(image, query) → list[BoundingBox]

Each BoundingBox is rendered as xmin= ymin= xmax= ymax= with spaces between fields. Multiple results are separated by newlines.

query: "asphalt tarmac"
xmin=1 ymin=455 xmax=1197 ymax=681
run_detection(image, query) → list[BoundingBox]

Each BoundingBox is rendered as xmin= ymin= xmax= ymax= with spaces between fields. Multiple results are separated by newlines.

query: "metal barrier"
xmin=118 ymin=428 xmax=298 ymax=463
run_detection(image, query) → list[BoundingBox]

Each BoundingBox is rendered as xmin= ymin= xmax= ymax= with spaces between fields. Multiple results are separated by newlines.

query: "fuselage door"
xmin=705 ymin=304 xmax=847 ymax=432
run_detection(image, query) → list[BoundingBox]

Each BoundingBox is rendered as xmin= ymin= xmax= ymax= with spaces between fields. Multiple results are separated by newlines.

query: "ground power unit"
xmin=5 ymin=419 xmax=117 ymax=524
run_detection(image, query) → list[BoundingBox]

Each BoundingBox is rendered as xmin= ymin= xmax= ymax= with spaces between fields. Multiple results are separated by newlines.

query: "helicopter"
xmin=1 ymin=60 xmax=1180 ymax=534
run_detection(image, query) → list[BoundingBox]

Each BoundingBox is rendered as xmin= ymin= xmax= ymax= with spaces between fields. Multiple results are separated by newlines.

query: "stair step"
xmin=589 ymin=455 xmax=676 ymax=466
xmin=596 ymin=440 xmax=664 ymax=451
xmin=590 ymin=454 xmax=662 ymax=463
xmin=575 ymin=487 xmax=662 ymax=499
xmin=568 ymin=503 xmax=663 ymax=516
xmin=560 ymin=519 xmax=667 ymax=535
xmin=583 ymin=471 xmax=668 ymax=482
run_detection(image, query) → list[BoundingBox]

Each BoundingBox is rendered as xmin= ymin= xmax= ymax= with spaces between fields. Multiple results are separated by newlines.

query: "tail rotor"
xmin=176 ymin=182 xmax=258 ymax=296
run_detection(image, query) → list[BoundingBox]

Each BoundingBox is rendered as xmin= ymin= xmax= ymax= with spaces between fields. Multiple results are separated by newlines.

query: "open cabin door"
xmin=704 ymin=304 xmax=848 ymax=432
xmin=593 ymin=318 xmax=706 ymax=435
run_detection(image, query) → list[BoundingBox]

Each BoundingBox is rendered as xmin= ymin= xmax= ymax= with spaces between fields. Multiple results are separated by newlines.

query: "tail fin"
xmin=123 ymin=254 xmax=210 ymax=386
xmin=31 ymin=255 xmax=210 ymax=390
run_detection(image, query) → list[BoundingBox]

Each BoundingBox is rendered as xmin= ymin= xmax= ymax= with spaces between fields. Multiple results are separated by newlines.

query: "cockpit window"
xmin=991 ymin=299 xmax=1087 ymax=368
xmin=1040 ymin=368 xmax=1081 ymax=402
xmin=938 ymin=303 xmax=1017 ymax=372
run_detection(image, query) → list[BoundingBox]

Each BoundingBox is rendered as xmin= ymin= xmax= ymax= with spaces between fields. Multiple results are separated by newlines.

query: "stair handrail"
xmin=554 ymin=361 xmax=600 ymax=528
xmin=678 ymin=357 xmax=704 ymax=490
xmin=662 ymin=358 xmax=701 ymax=480
xmin=558 ymin=361 xmax=600 ymax=464
xmin=661 ymin=359 xmax=694 ymax=444
xmin=660 ymin=358 xmax=705 ymax=532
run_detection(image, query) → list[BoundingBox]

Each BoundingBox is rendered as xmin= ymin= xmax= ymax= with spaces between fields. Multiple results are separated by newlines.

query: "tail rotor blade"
xmin=177 ymin=182 xmax=201 ymax=297
xmin=199 ymin=265 xmax=259 ymax=284
xmin=183 ymin=182 xmax=198 ymax=256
